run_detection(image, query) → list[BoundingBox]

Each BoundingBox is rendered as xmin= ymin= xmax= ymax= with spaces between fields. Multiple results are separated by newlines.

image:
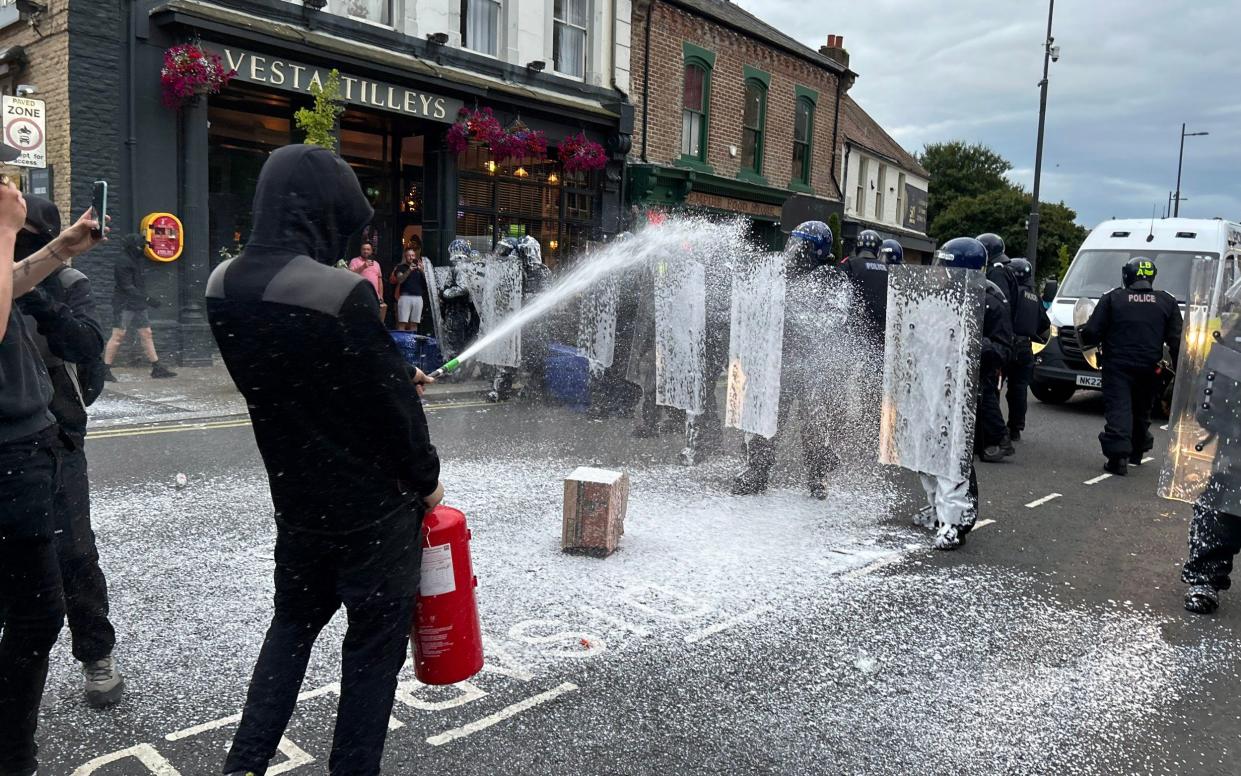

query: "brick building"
xmin=626 ymin=0 xmax=853 ymax=248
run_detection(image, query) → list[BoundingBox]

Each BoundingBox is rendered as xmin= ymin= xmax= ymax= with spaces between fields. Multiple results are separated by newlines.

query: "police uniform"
xmin=1080 ymin=274 xmax=1182 ymax=469
xmin=977 ymin=281 xmax=1014 ymax=458
xmin=1007 ymin=281 xmax=1051 ymax=438
xmin=841 ymin=250 xmax=890 ymax=346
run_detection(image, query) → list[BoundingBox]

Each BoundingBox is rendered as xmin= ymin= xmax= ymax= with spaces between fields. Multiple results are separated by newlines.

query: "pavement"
xmin=34 ymin=381 xmax=1241 ymax=775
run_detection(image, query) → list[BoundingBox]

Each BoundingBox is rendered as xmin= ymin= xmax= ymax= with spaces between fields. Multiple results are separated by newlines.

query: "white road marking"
xmin=1142 ymin=456 xmax=1155 ymax=464
xmin=1161 ymin=424 xmax=1169 ymax=431
xmin=1084 ymin=474 xmax=1112 ymax=485
xmin=165 ymin=712 xmax=241 ymax=742
xmin=580 ymin=605 xmax=652 ymax=637
xmin=684 ymin=606 xmax=773 ymax=644
xmin=266 ymin=738 xmax=316 ymax=775
xmin=72 ymin=744 xmax=182 ymax=775
xmin=974 ymin=519 xmax=996 ymax=529
xmin=844 ymin=554 xmax=905 ymax=580
xmin=426 ymin=682 xmax=579 ymax=746
xmin=1025 ymin=493 xmax=1062 ymax=508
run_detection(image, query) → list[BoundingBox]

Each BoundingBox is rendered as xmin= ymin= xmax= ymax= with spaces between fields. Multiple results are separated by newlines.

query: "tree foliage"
xmin=917 ymin=141 xmax=1011 ymax=228
xmin=294 ymin=69 xmax=343 ymax=150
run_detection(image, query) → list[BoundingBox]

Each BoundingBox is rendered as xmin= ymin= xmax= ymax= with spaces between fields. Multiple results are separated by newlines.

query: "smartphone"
xmin=90 ymin=180 xmax=107 ymax=240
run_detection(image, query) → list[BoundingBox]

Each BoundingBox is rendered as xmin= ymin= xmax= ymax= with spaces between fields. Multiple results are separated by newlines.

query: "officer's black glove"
xmin=145 ymin=297 xmax=163 ymax=309
xmin=15 ymin=287 xmax=60 ymax=324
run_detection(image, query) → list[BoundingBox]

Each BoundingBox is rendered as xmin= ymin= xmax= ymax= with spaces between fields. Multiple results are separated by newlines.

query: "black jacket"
xmin=841 ymin=251 xmax=890 ymax=337
xmin=1012 ymin=283 xmax=1052 ymax=341
xmin=112 ymin=246 xmax=154 ymax=313
xmin=987 ymin=258 xmax=1021 ymax=329
xmin=206 ymin=144 xmax=440 ymax=534
xmin=18 ymin=267 xmax=106 ymax=437
xmin=1080 ymin=281 xmax=1183 ymax=371
xmin=982 ymin=280 xmax=1014 ymax=368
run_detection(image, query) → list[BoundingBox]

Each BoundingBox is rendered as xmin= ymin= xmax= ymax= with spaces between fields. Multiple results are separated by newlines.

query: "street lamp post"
xmin=1173 ymin=123 xmax=1209 ymax=217
xmin=1025 ymin=0 xmax=1056 ymax=273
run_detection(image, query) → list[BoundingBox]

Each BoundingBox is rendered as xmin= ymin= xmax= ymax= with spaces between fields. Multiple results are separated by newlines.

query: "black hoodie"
xmin=206 ymin=145 xmax=440 ymax=534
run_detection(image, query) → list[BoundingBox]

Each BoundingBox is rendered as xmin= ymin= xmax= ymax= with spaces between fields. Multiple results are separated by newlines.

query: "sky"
xmin=734 ymin=0 xmax=1241 ymax=229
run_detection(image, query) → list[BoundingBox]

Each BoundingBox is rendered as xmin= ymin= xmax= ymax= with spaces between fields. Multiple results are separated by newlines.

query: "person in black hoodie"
xmin=207 ymin=144 xmax=442 ymax=776
xmin=102 ymin=234 xmax=175 ymax=380
xmin=10 ymin=196 xmax=122 ymax=710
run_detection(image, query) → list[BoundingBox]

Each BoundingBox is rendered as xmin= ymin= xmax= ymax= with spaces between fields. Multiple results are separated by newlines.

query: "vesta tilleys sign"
xmin=207 ymin=46 xmax=464 ymax=123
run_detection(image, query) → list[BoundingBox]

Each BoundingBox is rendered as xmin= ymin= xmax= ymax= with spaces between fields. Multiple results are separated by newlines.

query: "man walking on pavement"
xmin=102 ymin=235 xmax=176 ymax=380
xmin=1080 ymin=257 xmax=1182 ymax=476
xmin=11 ymin=196 xmax=122 ymax=709
xmin=206 ymin=144 xmax=443 ymax=776
xmin=1004 ymin=258 xmax=1050 ymax=442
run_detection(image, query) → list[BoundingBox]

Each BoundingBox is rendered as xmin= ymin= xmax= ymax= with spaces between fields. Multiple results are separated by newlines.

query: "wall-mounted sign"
xmin=141 ymin=212 xmax=184 ymax=262
xmin=903 ymin=184 xmax=928 ymax=233
xmin=205 ymin=45 xmax=465 ymax=124
xmin=2 ymin=95 xmax=45 ymax=169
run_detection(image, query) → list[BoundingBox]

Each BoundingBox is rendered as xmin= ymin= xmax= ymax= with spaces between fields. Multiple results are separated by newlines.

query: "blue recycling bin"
xmin=390 ymin=331 xmax=442 ymax=374
xmin=544 ymin=343 xmax=590 ymax=413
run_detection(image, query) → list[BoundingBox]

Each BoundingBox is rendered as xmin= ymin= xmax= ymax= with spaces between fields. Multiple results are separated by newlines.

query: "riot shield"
xmin=1073 ymin=297 xmax=1100 ymax=369
xmin=653 ymin=257 xmax=706 ymax=414
xmin=576 ymin=275 xmax=619 ymax=370
xmin=1159 ymin=256 xmax=1241 ymax=511
xmin=477 ymin=258 xmax=522 ymax=368
xmin=422 ymin=257 xmax=449 ymax=356
xmin=879 ymin=265 xmax=985 ymax=482
xmin=725 ymin=251 xmax=785 ymax=438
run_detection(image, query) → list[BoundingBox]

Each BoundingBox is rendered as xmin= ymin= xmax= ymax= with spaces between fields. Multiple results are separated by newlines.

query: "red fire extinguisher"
xmin=412 ymin=505 xmax=484 ymax=685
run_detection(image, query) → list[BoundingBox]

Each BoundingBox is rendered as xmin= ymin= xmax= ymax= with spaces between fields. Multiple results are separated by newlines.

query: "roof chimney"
xmin=820 ymin=33 xmax=850 ymax=69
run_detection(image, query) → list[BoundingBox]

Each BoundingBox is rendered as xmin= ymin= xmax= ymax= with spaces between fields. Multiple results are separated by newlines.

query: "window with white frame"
xmin=875 ymin=164 xmax=886 ymax=222
xmin=855 ymin=157 xmax=868 ymax=217
xmin=896 ymin=172 xmax=907 ymax=226
xmin=327 ymin=0 xmax=394 ymax=25
xmin=554 ymin=0 xmax=588 ymax=78
xmin=461 ymin=0 xmax=501 ymax=56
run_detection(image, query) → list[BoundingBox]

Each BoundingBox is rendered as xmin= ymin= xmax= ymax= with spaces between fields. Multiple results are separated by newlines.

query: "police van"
xmin=1032 ymin=217 xmax=1241 ymax=406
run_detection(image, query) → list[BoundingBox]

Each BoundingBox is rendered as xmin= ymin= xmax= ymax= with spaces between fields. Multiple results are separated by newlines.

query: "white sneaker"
xmin=912 ymin=506 xmax=937 ymax=531
xmin=83 ymin=656 xmax=125 ymax=708
xmin=933 ymin=524 xmax=965 ymax=551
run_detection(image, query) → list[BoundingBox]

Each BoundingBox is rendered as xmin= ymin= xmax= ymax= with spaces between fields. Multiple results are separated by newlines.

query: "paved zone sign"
xmin=2 ymin=95 xmax=45 ymax=169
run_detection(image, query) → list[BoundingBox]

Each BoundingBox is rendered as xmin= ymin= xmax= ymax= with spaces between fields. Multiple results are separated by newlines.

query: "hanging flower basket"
xmin=447 ymin=108 xmax=549 ymax=163
xmin=558 ymin=131 xmax=607 ymax=174
xmin=161 ymin=44 xmax=236 ymax=110
xmin=492 ymin=123 xmax=548 ymax=162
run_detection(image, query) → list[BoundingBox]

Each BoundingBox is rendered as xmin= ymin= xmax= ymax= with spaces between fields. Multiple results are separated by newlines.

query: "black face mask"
xmin=14 ymin=231 xmax=50 ymax=261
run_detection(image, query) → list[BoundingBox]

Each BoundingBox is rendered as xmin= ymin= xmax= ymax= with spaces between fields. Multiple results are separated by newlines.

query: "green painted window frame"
xmin=739 ymin=75 xmax=768 ymax=183
xmin=680 ymin=42 xmax=715 ymax=170
xmin=791 ymin=87 xmax=817 ymax=189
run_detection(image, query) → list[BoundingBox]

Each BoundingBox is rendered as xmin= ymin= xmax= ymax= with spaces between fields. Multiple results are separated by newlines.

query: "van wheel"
xmin=1032 ymin=381 xmax=1075 ymax=405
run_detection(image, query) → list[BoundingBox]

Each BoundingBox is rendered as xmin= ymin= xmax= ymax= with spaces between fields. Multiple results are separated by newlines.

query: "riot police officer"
xmin=1079 ymin=257 xmax=1182 ymax=475
xmin=842 ymin=229 xmax=890 ymax=345
xmin=1005 ymin=258 xmax=1050 ymax=441
xmin=878 ymin=239 xmax=903 ymax=265
xmin=978 ymin=233 xmax=1020 ymax=456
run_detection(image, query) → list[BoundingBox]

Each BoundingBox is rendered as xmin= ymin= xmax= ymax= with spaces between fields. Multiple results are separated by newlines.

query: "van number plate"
xmin=1076 ymin=374 xmax=1103 ymax=389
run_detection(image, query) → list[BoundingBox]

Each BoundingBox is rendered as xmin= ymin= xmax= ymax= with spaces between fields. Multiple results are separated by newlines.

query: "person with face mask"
xmin=206 ymin=145 xmax=443 ymax=776
xmin=8 ymin=196 xmax=121 ymax=710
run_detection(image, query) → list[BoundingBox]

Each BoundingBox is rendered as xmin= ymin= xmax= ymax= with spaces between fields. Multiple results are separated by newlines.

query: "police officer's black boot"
xmin=1184 ymin=584 xmax=1219 ymax=614
xmin=1104 ymin=457 xmax=1128 ymax=476
xmin=731 ymin=466 xmax=769 ymax=495
xmin=1000 ymin=430 xmax=1016 ymax=458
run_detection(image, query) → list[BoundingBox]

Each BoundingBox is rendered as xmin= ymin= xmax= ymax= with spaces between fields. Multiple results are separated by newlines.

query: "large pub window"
xmin=455 ymin=142 xmax=599 ymax=270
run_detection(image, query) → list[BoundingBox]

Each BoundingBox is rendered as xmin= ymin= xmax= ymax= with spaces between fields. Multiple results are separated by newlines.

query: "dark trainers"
xmin=1129 ymin=451 xmax=1146 ymax=466
xmin=103 ymin=365 xmax=117 ymax=382
xmin=1104 ymin=458 xmax=1128 ymax=476
xmin=979 ymin=446 xmax=1007 ymax=463
xmin=150 ymin=362 xmax=177 ymax=379
xmin=1009 ymin=428 xmax=1022 ymax=442
xmin=83 ymin=656 xmax=125 ymax=707
xmin=1001 ymin=438 xmax=1017 ymax=457
xmin=1184 ymin=584 xmax=1219 ymax=614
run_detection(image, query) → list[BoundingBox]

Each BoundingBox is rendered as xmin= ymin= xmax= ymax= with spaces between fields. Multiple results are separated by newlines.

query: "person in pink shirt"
xmin=348 ymin=242 xmax=386 ymax=320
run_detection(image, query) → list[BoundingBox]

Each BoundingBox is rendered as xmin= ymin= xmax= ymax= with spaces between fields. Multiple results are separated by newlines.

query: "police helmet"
xmin=976 ymin=233 xmax=1006 ymax=262
xmin=448 ymin=238 xmax=472 ymax=261
xmin=878 ymin=239 xmax=904 ymax=265
xmin=1122 ymin=256 xmax=1157 ymax=288
xmin=934 ymin=237 xmax=989 ymax=271
xmin=786 ymin=220 xmax=834 ymax=269
xmin=856 ymin=229 xmax=883 ymax=256
xmin=1008 ymin=258 xmax=1033 ymax=286
xmin=495 ymin=236 xmax=521 ymax=258
xmin=519 ymin=235 xmax=543 ymax=267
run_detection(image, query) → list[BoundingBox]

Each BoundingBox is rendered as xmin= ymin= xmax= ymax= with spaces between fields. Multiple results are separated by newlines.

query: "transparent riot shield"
xmin=1073 ymin=297 xmax=1100 ymax=369
xmin=1159 ymin=256 xmax=1241 ymax=510
xmin=421 ymin=257 xmax=449 ymax=356
xmin=879 ymin=265 xmax=985 ymax=482
xmin=653 ymin=258 xmax=706 ymax=414
xmin=477 ymin=258 xmax=522 ymax=368
xmin=725 ymin=252 xmax=785 ymax=438
xmin=576 ymin=275 xmax=619 ymax=371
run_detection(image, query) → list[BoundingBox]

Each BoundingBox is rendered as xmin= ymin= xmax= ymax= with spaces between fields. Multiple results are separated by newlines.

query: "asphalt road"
xmin=33 ymin=390 xmax=1241 ymax=776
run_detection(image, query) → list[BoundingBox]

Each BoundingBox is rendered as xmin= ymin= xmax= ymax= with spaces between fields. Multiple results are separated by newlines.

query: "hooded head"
xmin=519 ymin=235 xmax=543 ymax=269
xmin=16 ymin=194 xmax=61 ymax=260
xmin=246 ymin=144 xmax=374 ymax=264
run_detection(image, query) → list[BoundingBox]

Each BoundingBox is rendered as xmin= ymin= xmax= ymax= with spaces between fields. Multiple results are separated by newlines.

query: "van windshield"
xmin=1059 ymin=250 xmax=1216 ymax=302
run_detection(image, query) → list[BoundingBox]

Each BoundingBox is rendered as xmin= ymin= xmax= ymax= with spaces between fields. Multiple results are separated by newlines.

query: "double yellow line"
xmin=89 ymin=400 xmax=494 ymax=441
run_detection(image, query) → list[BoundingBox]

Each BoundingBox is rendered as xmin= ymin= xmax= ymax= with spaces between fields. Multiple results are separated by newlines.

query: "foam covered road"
xmin=35 ymin=394 xmax=1241 ymax=775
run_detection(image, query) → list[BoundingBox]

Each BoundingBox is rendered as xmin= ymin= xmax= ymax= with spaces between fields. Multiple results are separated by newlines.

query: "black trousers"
xmin=744 ymin=385 xmax=837 ymax=484
xmin=1183 ymin=502 xmax=1241 ymax=591
xmin=225 ymin=510 xmax=423 ymax=776
xmin=1005 ymin=342 xmax=1035 ymax=433
xmin=976 ymin=362 xmax=1007 ymax=450
xmin=0 ymin=430 xmax=64 ymax=776
xmin=53 ymin=439 xmax=116 ymax=664
xmin=1100 ymin=365 xmax=1157 ymax=460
